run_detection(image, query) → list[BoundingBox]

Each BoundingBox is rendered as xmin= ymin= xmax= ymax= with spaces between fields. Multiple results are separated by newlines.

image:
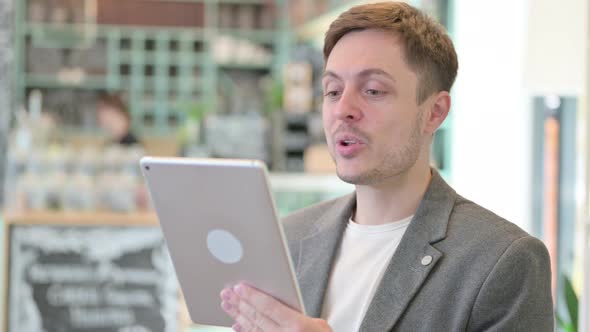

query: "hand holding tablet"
xmin=219 ymin=283 xmax=332 ymax=332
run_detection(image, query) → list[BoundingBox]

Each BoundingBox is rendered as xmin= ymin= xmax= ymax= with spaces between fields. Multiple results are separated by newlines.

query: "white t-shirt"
xmin=320 ymin=216 xmax=412 ymax=332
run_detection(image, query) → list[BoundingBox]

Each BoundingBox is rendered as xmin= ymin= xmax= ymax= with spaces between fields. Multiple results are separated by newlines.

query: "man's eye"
xmin=366 ymin=89 xmax=383 ymax=96
xmin=324 ymin=91 xmax=340 ymax=97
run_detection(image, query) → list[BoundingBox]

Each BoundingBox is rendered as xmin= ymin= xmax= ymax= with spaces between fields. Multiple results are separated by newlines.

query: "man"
xmin=96 ymin=93 xmax=140 ymax=146
xmin=220 ymin=2 xmax=554 ymax=331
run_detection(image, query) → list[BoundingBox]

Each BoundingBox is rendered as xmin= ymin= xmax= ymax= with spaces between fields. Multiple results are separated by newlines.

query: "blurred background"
xmin=0 ymin=0 xmax=588 ymax=331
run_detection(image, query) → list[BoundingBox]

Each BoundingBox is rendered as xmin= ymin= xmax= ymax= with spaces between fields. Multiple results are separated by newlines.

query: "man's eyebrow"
xmin=321 ymin=69 xmax=395 ymax=82
xmin=358 ymin=69 xmax=395 ymax=82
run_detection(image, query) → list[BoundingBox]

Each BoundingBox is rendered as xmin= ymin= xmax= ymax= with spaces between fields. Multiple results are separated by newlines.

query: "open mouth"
xmin=340 ymin=139 xmax=358 ymax=147
xmin=334 ymin=134 xmax=366 ymax=157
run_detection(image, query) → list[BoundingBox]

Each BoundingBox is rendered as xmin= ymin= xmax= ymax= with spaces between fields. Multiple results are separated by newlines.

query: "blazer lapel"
xmin=360 ymin=170 xmax=456 ymax=331
xmin=296 ymin=194 xmax=356 ymax=317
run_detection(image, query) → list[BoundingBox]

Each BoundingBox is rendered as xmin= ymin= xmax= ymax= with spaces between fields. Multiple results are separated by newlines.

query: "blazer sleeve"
xmin=467 ymin=235 xmax=554 ymax=331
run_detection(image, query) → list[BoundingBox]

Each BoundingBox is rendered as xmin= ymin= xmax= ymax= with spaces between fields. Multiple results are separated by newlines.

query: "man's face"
xmin=322 ymin=29 xmax=429 ymax=185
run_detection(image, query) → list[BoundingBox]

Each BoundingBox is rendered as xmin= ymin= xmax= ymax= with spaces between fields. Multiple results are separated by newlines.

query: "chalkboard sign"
xmin=4 ymin=213 xmax=181 ymax=332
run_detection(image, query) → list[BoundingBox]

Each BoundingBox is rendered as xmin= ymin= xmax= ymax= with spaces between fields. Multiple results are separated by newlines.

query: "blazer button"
xmin=421 ymin=255 xmax=433 ymax=266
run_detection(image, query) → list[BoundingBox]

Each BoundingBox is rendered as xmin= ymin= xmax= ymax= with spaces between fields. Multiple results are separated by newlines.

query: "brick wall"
xmin=97 ymin=0 xmax=205 ymax=27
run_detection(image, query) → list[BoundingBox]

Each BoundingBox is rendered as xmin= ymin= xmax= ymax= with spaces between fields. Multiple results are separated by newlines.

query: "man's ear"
xmin=423 ymin=91 xmax=450 ymax=135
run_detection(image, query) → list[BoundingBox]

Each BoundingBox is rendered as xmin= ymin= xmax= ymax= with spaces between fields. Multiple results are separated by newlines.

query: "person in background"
xmin=219 ymin=2 xmax=554 ymax=331
xmin=96 ymin=93 xmax=140 ymax=146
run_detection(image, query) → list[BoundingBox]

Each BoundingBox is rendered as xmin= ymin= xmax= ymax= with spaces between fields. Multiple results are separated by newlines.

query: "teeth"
xmin=341 ymin=139 xmax=357 ymax=146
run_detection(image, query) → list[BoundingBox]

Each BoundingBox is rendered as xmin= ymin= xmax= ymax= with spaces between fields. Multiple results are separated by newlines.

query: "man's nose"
xmin=334 ymin=89 xmax=363 ymax=122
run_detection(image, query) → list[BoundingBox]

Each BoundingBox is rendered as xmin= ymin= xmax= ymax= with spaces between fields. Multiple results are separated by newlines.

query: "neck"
xmin=353 ymin=161 xmax=432 ymax=226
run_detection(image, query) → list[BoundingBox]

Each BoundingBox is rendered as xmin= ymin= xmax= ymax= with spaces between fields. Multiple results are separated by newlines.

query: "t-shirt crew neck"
xmin=320 ymin=215 xmax=413 ymax=332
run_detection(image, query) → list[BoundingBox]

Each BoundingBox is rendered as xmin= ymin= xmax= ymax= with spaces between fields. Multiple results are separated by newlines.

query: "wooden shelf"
xmin=16 ymin=0 xmax=289 ymax=132
xmin=3 ymin=211 xmax=159 ymax=226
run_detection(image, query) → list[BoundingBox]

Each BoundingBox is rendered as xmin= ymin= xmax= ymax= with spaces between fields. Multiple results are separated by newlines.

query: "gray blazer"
xmin=282 ymin=170 xmax=554 ymax=331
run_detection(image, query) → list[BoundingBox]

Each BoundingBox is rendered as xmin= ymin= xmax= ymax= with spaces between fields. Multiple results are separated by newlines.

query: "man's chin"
xmin=336 ymin=170 xmax=372 ymax=186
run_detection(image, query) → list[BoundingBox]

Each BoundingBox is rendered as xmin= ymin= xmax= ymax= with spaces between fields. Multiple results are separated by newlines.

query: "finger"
xmin=222 ymin=289 xmax=271 ymax=331
xmin=235 ymin=294 xmax=279 ymax=331
xmin=221 ymin=300 xmax=239 ymax=320
xmin=221 ymin=288 xmax=238 ymax=304
xmin=234 ymin=314 xmax=262 ymax=332
xmin=234 ymin=283 xmax=300 ymax=325
xmin=222 ymin=301 xmax=263 ymax=332
xmin=220 ymin=288 xmax=240 ymax=319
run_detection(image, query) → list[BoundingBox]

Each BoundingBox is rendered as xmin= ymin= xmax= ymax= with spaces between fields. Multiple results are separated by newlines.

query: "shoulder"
xmin=449 ymin=195 xmax=530 ymax=242
xmin=442 ymin=194 xmax=548 ymax=269
xmin=281 ymin=194 xmax=352 ymax=240
xmin=460 ymin=200 xmax=553 ymax=329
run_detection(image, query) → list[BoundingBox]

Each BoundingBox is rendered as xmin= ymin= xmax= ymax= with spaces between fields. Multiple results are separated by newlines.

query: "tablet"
xmin=139 ymin=157 xmax=305 ymax=327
